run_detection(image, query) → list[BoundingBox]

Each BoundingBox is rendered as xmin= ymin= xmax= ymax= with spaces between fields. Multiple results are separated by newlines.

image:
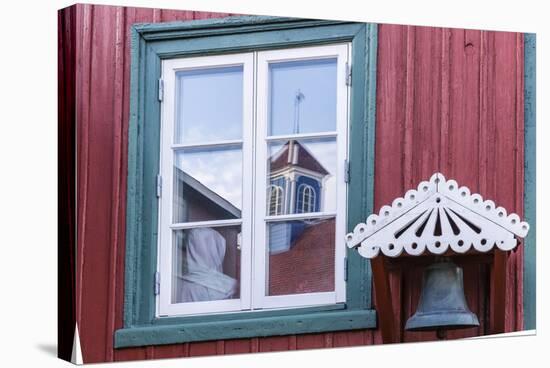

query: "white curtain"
xmin=175 ymin=227 xmax=237 ymax=303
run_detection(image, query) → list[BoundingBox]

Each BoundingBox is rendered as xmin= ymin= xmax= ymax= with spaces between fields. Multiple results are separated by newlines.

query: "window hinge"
xmin=158 ymin=78 xmax=164 ymax=101
xmin=154 ymin=271 xmax=161 ymax=295
xmin=344 ymin=159 xmax=350 ymax=183
xmin=345 ymin=62 xmax=352 ymax=86
xmin=344 ymin=257 xmax=349 ymax=281
xmin=156 ymin=174 xmax=162 ymax=198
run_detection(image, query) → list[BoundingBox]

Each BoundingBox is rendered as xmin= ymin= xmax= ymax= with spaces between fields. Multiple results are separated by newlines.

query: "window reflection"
xmin=269 ymin=59 xmax=337 ymax=136
xmin=173 ymin=147 xmax=242 ymax=223
xmin=267 ymin=218 xmax=335 ymax=295
xmin=172 ymin=226 xmax=241 ymax=303
xmin=266 ymin=138 xmax=336 ymax=215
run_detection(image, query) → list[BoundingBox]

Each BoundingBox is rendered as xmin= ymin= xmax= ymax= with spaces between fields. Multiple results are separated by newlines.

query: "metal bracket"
xmin=344 ymin=159 xmax=350 ymax=183
xmin=156 ymin=174 xmax=162 ymax=198
xmin=158 ymin=78 xmax=164 ymax=102
xmin=154 ymin=271 xmax=161 ymax=295
xmin=345 ymin=62 xmax=352 ymax=86
xmin=344 ymin=257 xmax=348 ymax=281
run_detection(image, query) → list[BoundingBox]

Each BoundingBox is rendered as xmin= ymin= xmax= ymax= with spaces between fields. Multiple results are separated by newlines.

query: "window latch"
xmin=344 ymin=159 xmax=350 ymax=183
xmin=345 ymin=62 xmax=352 ymax=86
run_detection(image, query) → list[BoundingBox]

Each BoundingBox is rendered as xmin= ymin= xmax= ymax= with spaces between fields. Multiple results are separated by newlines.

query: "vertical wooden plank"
xmin=58 ymin=5 xmax=77 ymax=361
xmin=103 ymin=5 xmax=126 ymax=363
xmin=332 ymin=330 xmax=366 ymax=347
xmin=296 ymin=334 xmax=327 ymax=349
xmin=413 ymin=26 xmax=441 ymax=180
xmin=76 ymin=2 xmax=92 ymax=336
xmin=259 ymin=336 xmax=291 ymax=352
xmin=439 ymin=28 xmax=451 ymax=173
xmin=493 ymin=31 xmax=520 ymax=333
xmin=403 ymin=26 xmax=415 ymax=189
xmin=151 ymin=344 xmax=187 ymax=360
xmin=224 ymin=339 xmax=253 ymax=354
xmin=114 ymin=347 xmax=148 ymax=362
xmin=160 ymin=9 xmax=194 ymax=22
xmin=189 ymin=341 xmax=219 ymax=357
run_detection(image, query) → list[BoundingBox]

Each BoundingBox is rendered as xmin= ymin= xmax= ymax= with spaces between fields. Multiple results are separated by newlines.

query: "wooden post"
xmin=371 ymin=257 xmax=397 ymax=343
xmin=491 ymin=250 xmax=508 ymax=334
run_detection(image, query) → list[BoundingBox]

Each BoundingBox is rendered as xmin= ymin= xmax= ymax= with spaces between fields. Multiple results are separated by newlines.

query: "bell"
xmin=405 ymin=259 xmax=480 ymax=332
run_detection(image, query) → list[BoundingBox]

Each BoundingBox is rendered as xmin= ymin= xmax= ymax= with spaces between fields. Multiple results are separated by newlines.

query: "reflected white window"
xmin=297 ymin=184 xmax=316 ymax=213
xmin=268 ymin=185 xmax=284 ymax=215
xmin=158 ymin=44 xmax=349 ymax=317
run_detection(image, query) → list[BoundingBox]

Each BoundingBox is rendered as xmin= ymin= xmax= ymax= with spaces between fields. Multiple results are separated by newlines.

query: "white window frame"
xmin=158 ymin=53 xmax=254 ymax=317
xmin=254 ymin=44 xmax=349 ymax=309
xmin=157 ymin=44 xmax=350 ymax=317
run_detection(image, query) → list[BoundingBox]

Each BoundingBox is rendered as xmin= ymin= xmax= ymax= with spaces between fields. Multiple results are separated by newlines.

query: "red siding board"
xmin=72 ymin=5 xmax=526 ymax=362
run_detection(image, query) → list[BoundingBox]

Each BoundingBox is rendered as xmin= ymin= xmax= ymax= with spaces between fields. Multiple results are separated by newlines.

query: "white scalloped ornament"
xmin=346 ymin=173 xmax=530 ymax=258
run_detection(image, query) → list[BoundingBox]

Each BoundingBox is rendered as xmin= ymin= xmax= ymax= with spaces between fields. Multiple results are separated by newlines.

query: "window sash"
xmin=254 ymin=43 xmax=350 ymax=309
xmin=158 ymin=53 xmax=254 ymax=317
xmin=158 ymin=44 xmax=349 ymax=317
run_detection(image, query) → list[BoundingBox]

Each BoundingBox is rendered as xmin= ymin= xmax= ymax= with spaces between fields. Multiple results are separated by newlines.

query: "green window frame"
xmin=115 ymin=15 xmax=378 ymax=348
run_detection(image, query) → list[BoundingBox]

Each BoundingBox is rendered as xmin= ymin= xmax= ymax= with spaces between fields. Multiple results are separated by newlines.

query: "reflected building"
xmin=267 ymin=140 xmax=332 ymax=256
xmin=267 ymin=139 xmax=329 ymax=216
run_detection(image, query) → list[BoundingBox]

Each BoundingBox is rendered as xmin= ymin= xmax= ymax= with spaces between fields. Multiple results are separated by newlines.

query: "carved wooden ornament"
xmin=346 ymin=173 xmax=530 ymax=259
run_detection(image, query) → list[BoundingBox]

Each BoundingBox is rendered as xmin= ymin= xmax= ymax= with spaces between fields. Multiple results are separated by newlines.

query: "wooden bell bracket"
xmin=346 ymin=173 xmax=530 ymax=343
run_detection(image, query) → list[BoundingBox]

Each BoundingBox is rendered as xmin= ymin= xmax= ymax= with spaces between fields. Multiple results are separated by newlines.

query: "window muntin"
xmin=159 ymin=45 xmax=348 ymax=317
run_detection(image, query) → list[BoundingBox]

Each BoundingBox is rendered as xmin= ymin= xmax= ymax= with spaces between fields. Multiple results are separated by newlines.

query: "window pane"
xmin=267 ymin=138 xmax=337 ymax=215
xmin=175 ymin=66 xmax=243 ymax=144
xmin=173 ymin=146 xmax=242 ymax=223
xmin=172 ymin=226 xmax=241 ymax=303
xmin=269 ymin=59 xmax=337 ymax=136
xmin=266 ymin=218 xmax=335 ymax=296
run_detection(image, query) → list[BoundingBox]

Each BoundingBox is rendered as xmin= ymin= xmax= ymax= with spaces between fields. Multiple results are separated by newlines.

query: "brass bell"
xmin=405 ymin=259 xmax=480 ymax=332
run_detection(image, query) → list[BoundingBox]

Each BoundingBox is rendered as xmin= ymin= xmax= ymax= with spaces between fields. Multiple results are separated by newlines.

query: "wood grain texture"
xmin=71 ymin=3 xmax=527 ymax=362
xmin=374 ymin=24 xmax=525 ymax=342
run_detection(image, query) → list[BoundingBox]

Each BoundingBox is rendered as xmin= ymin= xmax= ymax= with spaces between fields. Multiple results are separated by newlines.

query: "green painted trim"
xmin=134 ymin=15 xmax=348 ymax=41
xmin=523 ymin=33 xmax=536 ymax=330
xmin=115 ymin=309 xmax=377 ymax=348
xmin=148 ymin=23 xmax=364 ymax=59
xmin=346 ymin=23 xmax=378 ymax=309
xmin=152 ymin=303 xmax=345 ymax=326
xmin=122 ymin=15 xmax=378 ymax=346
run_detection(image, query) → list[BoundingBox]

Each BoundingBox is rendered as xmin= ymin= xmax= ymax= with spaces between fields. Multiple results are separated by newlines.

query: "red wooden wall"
xmin=62 ymin=4 xmax=525 ymax=363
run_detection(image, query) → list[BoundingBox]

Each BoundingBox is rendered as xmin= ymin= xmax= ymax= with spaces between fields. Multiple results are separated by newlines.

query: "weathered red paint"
xmin=63 ymin=4 xmax=525 ymax=363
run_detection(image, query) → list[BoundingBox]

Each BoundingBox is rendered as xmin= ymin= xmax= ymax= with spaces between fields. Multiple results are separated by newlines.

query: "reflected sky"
xmin=269 ymin=59 xmax=337 ymax=136
xmin=174 ymin=147 xmax=243 ymax=209
xmin=175 ymin=66 xmax=243 ymax=144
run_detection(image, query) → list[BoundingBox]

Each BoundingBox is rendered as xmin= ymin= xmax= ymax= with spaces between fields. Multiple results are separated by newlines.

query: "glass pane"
xmin=266 ymin=218 xmax=335 ymax=296
xmin=173 ymin=146 xmax=242 ymax=223
xmin=266 ymin=137 xmax=337 ymax=215
xmin=172 ymin=226 xmax=241 ymax=303
xmin=175 ymin=66 xmax=243 ymax=144
xmin=269 ymin=58 xmax=337 ymax=136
